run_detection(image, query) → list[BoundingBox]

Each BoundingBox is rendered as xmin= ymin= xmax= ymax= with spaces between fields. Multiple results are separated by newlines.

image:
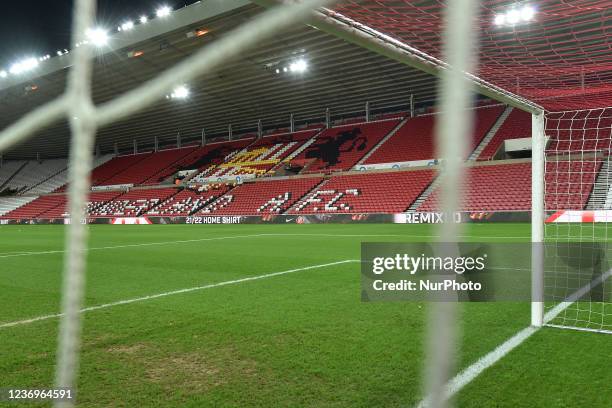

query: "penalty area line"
xmin=0 ymin=259 xmax=359 ymax=330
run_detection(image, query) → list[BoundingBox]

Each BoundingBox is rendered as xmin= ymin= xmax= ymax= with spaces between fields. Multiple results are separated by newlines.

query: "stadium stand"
xmin=2 ymin=159 xmax=68 ymax=194
xmin=24 ymin=154 xmax=113 ymax=195
xmin=364 ymin=106 xmax=504 ymax=164
xmin=186 ymin=138 xmax=256 ymax=183
xmin=89 ymin=154 xmax=150 ymax=186
xmin=88 ymin=188 xmax=178 ymax=217
xmin=419 ymin=160 xmax=601 ymax=211
xmin=291 ymin=119 xmax=401 ymax=171
xmin=0 ymin=160 xmax=27 ymax=192
xmin=0 ymin=196 xmax=37 ymax=216
xmin=97 ymin=148 xmax=199 ymax=186
xmin=478 ymin=108 xmax=532 ymax=160
xmin=290 ymin=170 xmax=435 ymax=213
xmin=204 ymin=130 xmax=320 ymax=179
xmin=148 ymin=184 xmax=230 ymax=216
xmin=200 ymin=177 xmax=322 ymax=215
xmin=2 ymin=194 xmax=68 ymax=219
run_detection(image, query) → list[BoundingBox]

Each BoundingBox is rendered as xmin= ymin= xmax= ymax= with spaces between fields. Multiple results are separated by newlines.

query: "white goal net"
xmin=543 ymin=108 xmax=612 ymax=334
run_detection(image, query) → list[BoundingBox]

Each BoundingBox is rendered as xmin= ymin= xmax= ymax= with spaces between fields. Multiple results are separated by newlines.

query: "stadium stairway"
xmin=0 ymin=161 xmax=28 ymax=192
xmin=476 ymin=108 xmax=532 ymax=160
xmin=356 ymin=117 xmax=409 ymax=165
xmin=469 ymin=105 xmax=513 ymax=160
xmin=586 ymin=155 xmax=612 ymax=209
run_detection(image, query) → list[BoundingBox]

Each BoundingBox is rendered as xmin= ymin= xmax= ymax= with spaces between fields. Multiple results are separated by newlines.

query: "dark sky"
xmin=0 ymin=1 xmax=199 ymax=67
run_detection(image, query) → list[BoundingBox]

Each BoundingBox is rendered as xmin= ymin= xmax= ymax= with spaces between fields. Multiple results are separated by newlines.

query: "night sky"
xmin=0 ymin=1 xmax=199 ymax=67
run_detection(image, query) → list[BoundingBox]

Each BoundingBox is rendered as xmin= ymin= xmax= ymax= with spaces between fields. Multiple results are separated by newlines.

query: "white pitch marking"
xmin=0 ymin=259 xmax=358 ymax=329
xmin=0 ymin=232 xmax=529 ymax=259
xmin=416 ymin=268 xmax=612 ymax=407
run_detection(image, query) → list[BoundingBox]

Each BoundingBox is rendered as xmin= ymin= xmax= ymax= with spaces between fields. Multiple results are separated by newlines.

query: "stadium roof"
xmin=329 ymin=0 xmax=611 ymax=110
xmin=0 ymin=1 xmax=438 ymax=160
xmin=1 ymin=0 xmax=609 ymax=160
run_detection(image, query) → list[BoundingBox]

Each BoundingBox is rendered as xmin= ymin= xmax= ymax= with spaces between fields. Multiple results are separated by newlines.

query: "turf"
xmin=0 ymin=223 xmax=610 ymax=407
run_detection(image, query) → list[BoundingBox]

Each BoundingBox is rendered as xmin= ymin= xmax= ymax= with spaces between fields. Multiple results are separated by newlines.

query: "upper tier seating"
xmin=186 ymin=138 xmax=257 ymax=182
xmin=200 ymin=177 xmax=322 ymax=215
xmin=419 ymin=160 xmax=601 ymax=211
xmin=546 ymin=108 xmax=612 ymax=154
xmin=289 ymin=170 xmax=435 ymax=214
xmin=292 ymin=120 xmax=401 ymax=171
xmin=97 ymin=148 xmax=199 ymax=186
xmin=0 ymin=161 xmax=27 ymax=189
xmin=205 ymin=130 xmax=319 ymax=179
xmin=88 ymin=188 xmax=178 ymax=217
xmin=148 ymin=184 xmax=230 ymax=216
xmin=364 ymin=106 xmax=504 ymax=164
xmin=89 ymin=154 xmax=150 ymax=186
xmin=3 ymin=159 xmax=68 ymax=193
xmin=26 ymin=154 xmax=113 ymax=195
xmin=478 ymin=108 xmax=531 ymax=160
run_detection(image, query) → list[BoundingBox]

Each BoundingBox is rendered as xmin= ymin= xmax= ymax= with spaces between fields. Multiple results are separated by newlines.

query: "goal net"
xmin=543 ymin=107 xmax=612 ymax=334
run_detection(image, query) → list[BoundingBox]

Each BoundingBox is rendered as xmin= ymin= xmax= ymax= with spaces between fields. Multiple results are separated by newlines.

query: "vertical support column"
xmin=95 ymin=144 xmax=100 ymax=157
xmin=133 ymin=139 xmax=138 ymax=155
xmin=177 ymin=132 xmax=181 ymax=148
xmin=325 ymin=108 xmax=331 ymax=129
xmin=365 ymin=101 xmax=370 ymax=122
xmin=37 ymin=152 xmax=41 ymax=163
xmin=0 ymin=154 xmax=3 ymax=168
xmin=154 ymin=135 xmax=159 ymax=152
xmin=409 ymin=94 xmax=415 ymax=118
xmin=201 ymin=129 xmax=206 ymax=146
xmin=531 ymin=110 xmax=545 ymax=327
xmin=113 ymin=142 xmax=118 ymax=155
xmin=258 ymin=120 xmax=263 ymax=138
xmin=228 ymin=124 xmax=233 ymax=141
xmin=290 ymin=114 xmax=295 ymax=133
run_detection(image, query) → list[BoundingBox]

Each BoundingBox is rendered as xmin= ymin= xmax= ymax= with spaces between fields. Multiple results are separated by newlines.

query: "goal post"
xmin=531 ymin=110 xmax=545 ymax=327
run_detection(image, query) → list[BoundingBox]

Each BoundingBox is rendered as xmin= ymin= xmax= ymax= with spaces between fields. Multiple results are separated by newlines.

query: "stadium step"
xmin=407 ymin=174 xmax=442 ymax=211
xmin=0 ymin=161 xmax=29 ymax=192
xmin=468 ymin=105 xmax=513 ymax=161
xmin=586 ymin=156 xmax=612 ymax=209
xmin=356 ymin=117 xmax=409 ymax=165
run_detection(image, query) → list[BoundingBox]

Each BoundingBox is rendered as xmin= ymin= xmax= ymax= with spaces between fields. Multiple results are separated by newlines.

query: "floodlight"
xmin=507 ymin=9 xmax=520 ymax=24
xmin=140 ymin=16 xmax=148 ymax=24
xmin=156 ymin=6 xmax=171 ymax=18
xmin=85 ymin=28 xmax=109 ymax=47
xmin=9 ymin=58 xmax=39 ymax=75
xmin=121 ymin=21 xmax=134 ymax=31
xmin=0 ymin=70 xmax=7 ymax=78
xmin=170 ymin=85 xmax=190 ymax=99
xmin=289 ymin=59 xmax=307 ymax=73
xmin=521 ymin=5 xmax=535 ymax=21
xmin=494 ymin=14 xmax=505 ymax=26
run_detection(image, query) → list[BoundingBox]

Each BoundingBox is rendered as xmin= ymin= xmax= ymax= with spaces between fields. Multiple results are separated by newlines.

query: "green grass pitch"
xmin=0 ymin=223 xmax=610 ymax=407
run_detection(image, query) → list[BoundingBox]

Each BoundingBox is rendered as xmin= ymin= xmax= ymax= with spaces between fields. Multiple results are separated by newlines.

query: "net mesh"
xmin=544 ymin=107 xmax=612 ymax=333
xmin=331 ymin=0 xmax=612 ymax=110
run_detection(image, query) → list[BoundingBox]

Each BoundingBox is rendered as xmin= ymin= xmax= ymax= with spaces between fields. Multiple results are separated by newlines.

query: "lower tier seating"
xmin=200 ymin=177 xmax=322 ymax=215
xmin=89 ymin=188 xmax=178 ymax=217
xmin=289 ymin=170 xmax=435 ymax=214
xmin=148 ymin=184 xmax=230 ymax=216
